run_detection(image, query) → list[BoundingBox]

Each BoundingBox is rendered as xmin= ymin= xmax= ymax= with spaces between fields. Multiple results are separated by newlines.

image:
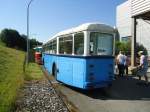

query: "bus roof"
xmin=46 ymin=23 xmax=114 ymax=44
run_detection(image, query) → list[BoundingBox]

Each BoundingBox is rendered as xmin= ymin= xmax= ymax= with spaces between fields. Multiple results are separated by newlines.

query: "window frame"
xmin=89 ymin=32 xmax=114 ymax=56
xmin=58 ymin=34 xmax=73 ymax=55
xmin=74 ymin=32 xmax=84 ymax=56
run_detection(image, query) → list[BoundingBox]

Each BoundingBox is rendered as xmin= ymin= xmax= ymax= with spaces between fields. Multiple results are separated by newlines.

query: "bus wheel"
xmin=52 ymin=64 xmax=57 ymax=79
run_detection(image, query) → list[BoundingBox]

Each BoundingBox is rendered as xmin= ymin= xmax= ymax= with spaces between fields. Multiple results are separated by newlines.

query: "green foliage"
xmin=0 ymin=44 xmax=25 ymax=112
xmin=30 ymin=38 xmax=43 ymax=49
xmin=0 ymin=28 xmax=26 ymax=50
xmin=115 ymin=41 xmax=131 ymax=55
xmin=115 ymin=40 xmax=148 ymax=56
xmin=24 ymin=63 xmax=43 ymax=81
xmin=0 ymin=29 xmax=8 ymax=44
xmin=0 ymin=29 xmax=43 ymax=51
xmin=0 ymin=31 xmax=25 ymax=50
xmin=0 ymin=44 xmax=43 ymax=111
xmin=0 ymin=40 xmax=6 ymax=46
xmin=136 ymin=43 xmax=148 ymax=55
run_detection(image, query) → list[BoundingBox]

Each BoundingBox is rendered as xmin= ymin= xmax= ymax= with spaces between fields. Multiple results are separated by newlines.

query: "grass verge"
xmin=0 ymin=43 xmax=43 ymax=112
xmin=24 ymin=63 xmax=43 ymax=81
xmin=0 ymin=44 xmax=25 ymax=112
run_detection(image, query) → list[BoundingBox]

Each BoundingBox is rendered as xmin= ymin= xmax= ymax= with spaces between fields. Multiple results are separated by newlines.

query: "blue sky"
xmin=0 ymin=0 xmax=126 ymax=42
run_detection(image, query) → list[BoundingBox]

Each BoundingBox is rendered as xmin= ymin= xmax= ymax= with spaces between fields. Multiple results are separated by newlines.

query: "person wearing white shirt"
xmin=117 ymin=51 xmax=125 ymax=77
xmin=137 ymin=51 xmax=149 ymax=86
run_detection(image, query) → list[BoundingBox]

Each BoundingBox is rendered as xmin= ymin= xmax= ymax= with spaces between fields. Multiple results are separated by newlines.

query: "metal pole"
xmin=131 ymin=17 xmax=137 ymax=67
xmin=26 ymin=0 xmax=34 ymax=64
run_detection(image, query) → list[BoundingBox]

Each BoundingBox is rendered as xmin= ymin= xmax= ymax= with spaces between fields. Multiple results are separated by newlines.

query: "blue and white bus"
xmin=42 ymin=23 xmax=115 ymax=89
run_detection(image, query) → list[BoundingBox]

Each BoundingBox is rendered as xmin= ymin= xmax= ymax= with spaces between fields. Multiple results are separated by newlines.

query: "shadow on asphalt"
xmin=62 ymin=76 xmax=150 ymax=101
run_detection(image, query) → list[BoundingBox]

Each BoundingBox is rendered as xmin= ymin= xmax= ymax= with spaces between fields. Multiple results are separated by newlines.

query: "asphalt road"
xmin=53 ymin=73 xmax=150 ymax=112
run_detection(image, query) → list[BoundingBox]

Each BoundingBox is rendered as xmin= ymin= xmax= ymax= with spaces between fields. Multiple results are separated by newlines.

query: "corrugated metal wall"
xmin=137 ymin=19 xmax=150 ymax=55
xmin=131 ymin=0 xmax=150 ymax=16
xmin=117 ymin=0 xmax=150 ymax=55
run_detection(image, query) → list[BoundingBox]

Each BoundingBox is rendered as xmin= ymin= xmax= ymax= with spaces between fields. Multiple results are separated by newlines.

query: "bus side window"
xmin=52 ymin=39 xmax=57 ymax=54
xmin=64 ymin=36 xmax=73 ymax=54
xmin=59 ymin=35 xmax=73 ymax=54
xmin=74 ymin=33 xmax=84 ymax=55
xmin=59 ymin=37 xmax=64 ymax=54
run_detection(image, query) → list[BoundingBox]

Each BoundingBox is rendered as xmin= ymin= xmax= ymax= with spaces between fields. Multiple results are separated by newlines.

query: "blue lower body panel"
xmin=84 ymin=58 xmax=114 ymax=89
xmin=42 ymin=54 xmax=114 ymax=89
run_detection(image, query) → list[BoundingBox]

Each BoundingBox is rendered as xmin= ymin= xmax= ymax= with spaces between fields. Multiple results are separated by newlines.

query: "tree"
xmin=115 ymin=40 xmax=147 ymax=56
xmin=0 ymin=29 xmax=21 ymax=48
xmin=115 ymin=41 xmax=131 ymax=55
xmin=19 ymin=34 xmax=27 ymax=51
xmin=29 ymin=38 xmax=43 ymax=49
xmin=0 ymin=28 xmax=42 ymax=51
xmin=136 ymin=43 xmax=148 ymax=55
xmin=0 ymin=29 xmax=9 ymax=46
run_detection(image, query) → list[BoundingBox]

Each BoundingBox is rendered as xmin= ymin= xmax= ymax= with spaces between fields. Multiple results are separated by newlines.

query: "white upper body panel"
xmin=45 ymin=23 xmax=114 ymax=44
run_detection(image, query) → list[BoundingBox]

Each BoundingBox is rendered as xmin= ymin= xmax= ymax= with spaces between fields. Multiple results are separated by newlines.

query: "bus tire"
xmin=52 ymin=63 xmax=57 ymax=79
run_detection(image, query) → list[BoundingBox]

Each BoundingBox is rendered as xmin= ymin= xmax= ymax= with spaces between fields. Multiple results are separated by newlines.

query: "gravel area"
xmin=15 ymin=79 xmax=69 ymax=112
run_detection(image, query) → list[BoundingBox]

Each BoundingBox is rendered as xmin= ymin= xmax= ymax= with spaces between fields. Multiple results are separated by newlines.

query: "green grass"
xmin=0 ymin=44 xmax=25 ymax=112
xmin=0 ymin=41 xmax=6 ymax=47
xmin=0 ymin=43 xmax=43 ymax=112
xmin=24 ymin=63 xmax=43 ymax=81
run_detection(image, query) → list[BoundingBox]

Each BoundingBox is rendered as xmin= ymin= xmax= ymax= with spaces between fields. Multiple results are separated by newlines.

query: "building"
xmin=116 ymin=1 xmax=132 ymax=42
xmin=117 ymin=0 xmax=150 ymax=65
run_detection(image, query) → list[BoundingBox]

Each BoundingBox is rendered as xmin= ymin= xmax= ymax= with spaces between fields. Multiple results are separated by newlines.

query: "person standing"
xmin=124 ymin=53 xmax=129 ymax=78
xmin=137 ymin=51 xmax=149 ymax=85
xmin=117 ymin=51 xmax=125 ymax=77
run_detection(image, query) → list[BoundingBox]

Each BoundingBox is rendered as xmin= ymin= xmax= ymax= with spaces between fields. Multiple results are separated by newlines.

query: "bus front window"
xmin=90 ymin=32 xmax=113 ymax=56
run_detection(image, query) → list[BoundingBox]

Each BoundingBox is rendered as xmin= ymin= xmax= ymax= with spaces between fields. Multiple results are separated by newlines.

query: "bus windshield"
xmin=90 ymin=32 xmax=113 ymax=56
